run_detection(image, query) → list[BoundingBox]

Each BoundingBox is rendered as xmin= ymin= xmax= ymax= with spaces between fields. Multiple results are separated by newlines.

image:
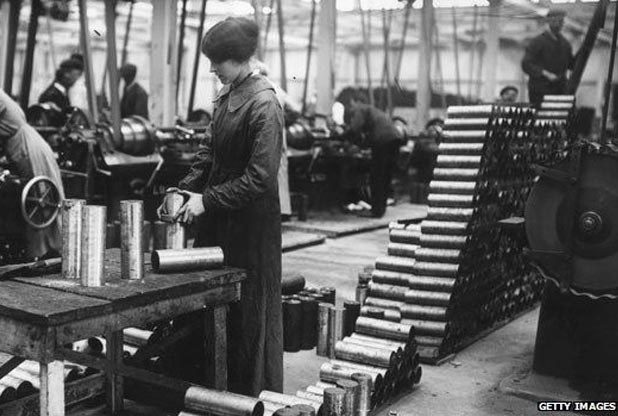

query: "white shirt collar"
xmin=54 ymin=82 xmax=67 ymax=95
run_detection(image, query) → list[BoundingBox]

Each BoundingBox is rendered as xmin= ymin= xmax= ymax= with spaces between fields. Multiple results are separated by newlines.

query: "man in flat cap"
xmin=522 ymin=9 xmax=574 ymax=107
xmin=119 ymin=63 xmax=149 ymax=119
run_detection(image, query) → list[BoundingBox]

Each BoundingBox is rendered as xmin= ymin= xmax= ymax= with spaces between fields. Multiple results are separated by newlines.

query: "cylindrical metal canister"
xmin=374 ymin=256 xmax=416 ymax=274
xmin=341 ymin=336 xmax=403 ymax=357
xmin=166 ymin=222 xmax=186 ymax=249
xmin=386 ymin=243 xmax=417 ymax=258
xmin=273 ymin=409 xmax=301 ymax=416
xmin=123 ymin=327 xmax=153 ymax=347
xmin=400 ymin=319 xmax=448 ymax=336
xmin=152 ymin=220 xmax=167 ymax=250
xmin=283 ymin=299 xmax=302 ymax=352
xmin=363 ymin=297 xmax=404 ymax=310
xmin=367 ymin=282 xmax=408 ymax=300
xmin=316 ymin=302 xmax=331 ymax=357
xmin=348 ymin=334 xmax=408 ymax=351
xmin=363 ymin=307 xmax=385 ymax=320
xmin=351 ymin=373 xmax=372 ymax=416
xmin=355 ymin=284 xmax=368 ymax=305
xmin=282 ymin=273 xmax=306 ymax=295
xmin=151 ymin=247 xmax=224 ymax=272
xmin=61 ymin=199 xmax=85 ymax=279
xmin=0 ymin=375 xmax=34 ymax=397
xmin=320 ymin=363 xmax=383 ymax=392
xmin=404 ymin=290 xmax=451 ymax=306
xmin=299 ymin=296 xmax=318 ymax=350
xmin=355 ymin=317 xmax=413 ymax=342
xmin=81 ymin=205 xmax=106 ymax=287
xmin=322 ymin=388 xmax=345 ymax=416
xmin=334 ymin=341 xmax=395 ymax=368
xmin=184 ymin=386 xmax=264 ymax=416
xmin=343 ymin=300 xmax=360 ymax=337
xmin=400 ymin=304 xmax=448 ymax=321
xmin=120 ymin=200 xmax=144 ymax=280
xmin=294 ymin=394 xmax=322 ymax=409
xmin=336 ymin=379 xmax=358 ymax=416
xmin=328 ymin=306 xmax=344 ymax=358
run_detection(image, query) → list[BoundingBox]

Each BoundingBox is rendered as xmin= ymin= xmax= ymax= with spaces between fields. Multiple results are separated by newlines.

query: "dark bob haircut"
xmin=500 ymin=85 xmax=518 ymax=96
xmin=201 ymin=17 xmax=259 ymax=64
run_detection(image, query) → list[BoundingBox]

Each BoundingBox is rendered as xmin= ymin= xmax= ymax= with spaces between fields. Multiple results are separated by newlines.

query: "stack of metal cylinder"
xmin=534 ymin=94 xmax=576 ymax=127
xmin=354 ymin=103 xmax=571 ymax=362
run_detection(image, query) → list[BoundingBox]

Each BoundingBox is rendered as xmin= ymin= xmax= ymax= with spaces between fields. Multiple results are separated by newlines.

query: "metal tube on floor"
xmin=323 ymin=388 xmax=345 ymax=416
xmin=151 ymin=247 xmax=224 ymax=272
xmin=432 ymin=168 xmax=479 ymax=181
xmin=420 ymin=221 xmax=468 ymax=236
xmin=343 ymin=300 xmax=360 ymax=337
xmin=342 ymin=336 xmax=403 ymax=356
xmin=374 ymin=256 xmax=416 ymax=274
xmin=363 ymin=297 xmax=405 ymax=310
xmin=61 ymin=199 xmax=85 ymax=279
xmin=184 ymin=386 xmax=264 ymax=416
xmin=320 ymin=363 xmax=383 ymax=391
xmin=295 ymin=391 xmax=323 ymax=405
xmin=438 ymin=142 xmax=484 ymax=154
xmin=284 ymin=299 xmax=302 ymax=352
xmin=429 ymin=181 xmax=476 ymax=194
xmin=360 ymin=306 xmax=401 ymax=322
xmin=142 ymin=220 xmax=152 ymax=252
xmin=367 ymin=281 xmax=408 ymax=300
xmin=355 ymin=316 xmax=413 ymax=342
xmin=444 ymin=118 xmax=490 ymax=128
xmin=389 ymin=229 xmax=420 ymax=244
xmin=386 ymin=243 xmax=417 ymax=258
xmin=120 ymin=200 xmax=144 ymax=280
xmin=415 ymin=335 xmax=444 ymax=347
xmin=328 ymin=306 xmax=344 ymax=358
xmin=414 ymin=248 xmax=461 ymax=263
xmin=404 ymin=289 xmax=451 ymax=306
xmin=316 ymin=302 xmax=331 ymax=356
xmin=427 ymin=207 xmax=474 ymax=221
xmin=334 ymin=341 xmax=396 ymax=368
xmin=413 ymin=262 xmax=459 ymax=277
xmin=336 ymin=379 xmax=358 ymax=416
xmin=123 ymin=327 xmax=153 ymax=347
xmin=291 ymin=403 xmax=317 ymax=416
xmin=400 ymin=319 xmax=448 ymax=336
xmin=81 ymin=205 xmax=106 ymax=287
xmin=351 ymin=373 xmax=371 ymax=416
xmin=419 ymin=233 xmax=467 ymax=249
xmin=400 ymin=304 xmax=448 ymax=321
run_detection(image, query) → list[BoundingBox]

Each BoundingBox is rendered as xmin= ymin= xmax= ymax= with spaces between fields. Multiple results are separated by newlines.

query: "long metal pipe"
xmin=334 ymin=341 xmax=395 ymax=368
xmin=120 ymin=200 xmax=144 ymax=280
xmin=81 ymin=206 xmax=106 ymax=287
xmin=151 ymin=247 xmax=224 ymax=272
xmin=355 ymin=316 xmax=413 ymax=342
xmin=187 ymin=0 xmax=208 ymax=117
xmin=316 ymin=303 xmax=330 ymax=357
xmin=184 ymin=386 xmax=264 ymax=416
xmin=328 ymin=306 xmax=344 ymax=358
xmin=61 ymin=199 xmax=85 ymax=280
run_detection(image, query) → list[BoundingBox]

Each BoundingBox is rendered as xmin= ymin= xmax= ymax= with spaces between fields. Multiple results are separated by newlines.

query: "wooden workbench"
xmin=0 ymin=249 xmax=245 ymax=416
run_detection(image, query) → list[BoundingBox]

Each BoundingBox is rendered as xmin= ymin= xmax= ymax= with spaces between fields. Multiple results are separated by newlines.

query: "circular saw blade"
xmin=525 ymin=151 xmax=618 ymax=295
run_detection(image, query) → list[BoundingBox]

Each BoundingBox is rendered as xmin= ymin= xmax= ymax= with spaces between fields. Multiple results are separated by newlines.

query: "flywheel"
xmin=21 ymin=176 xmax=62 ymax=230
xmin=525 ymin=142 xmax=618 ymax=298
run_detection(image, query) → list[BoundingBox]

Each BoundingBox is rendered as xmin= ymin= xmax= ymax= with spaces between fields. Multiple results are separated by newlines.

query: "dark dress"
xmin=39 ymin=82 xmax=70 ymax=111
xmin=346 ymin=104 xmax=402 ymax=217
xmin=521 ymin=31 xmax=573 ymax=107
xmin=120 ymin=82 xmax=149 ymax=119
xmin=178 ymin=73 xmax=284 ymax=396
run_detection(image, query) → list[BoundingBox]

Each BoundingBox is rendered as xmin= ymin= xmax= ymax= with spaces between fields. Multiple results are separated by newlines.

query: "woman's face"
xmin=210 ymin=59 xmax=244 ymax=85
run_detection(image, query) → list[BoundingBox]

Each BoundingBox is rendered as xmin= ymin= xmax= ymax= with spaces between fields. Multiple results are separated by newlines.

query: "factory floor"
xmin=281 ymin=227 xmax=576 ymax=416
xmin=68 ymin=222 xmax=575 ymax=416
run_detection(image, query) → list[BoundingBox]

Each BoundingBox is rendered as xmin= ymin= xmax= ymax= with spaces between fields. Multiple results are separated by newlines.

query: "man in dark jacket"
xmin=521 ymin=9 xmax=574 ymax=107
xmin=39 ymin=58 xmax=83 ymax=113
xmin=343 ymin=90 xmax=403 ymax=218
xmin=119 ymin=63 xmax=149 ymax=119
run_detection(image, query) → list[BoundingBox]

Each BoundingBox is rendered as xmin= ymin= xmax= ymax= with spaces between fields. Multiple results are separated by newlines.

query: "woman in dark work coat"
xmin=172 ymin=17 xmax=284 ymax=396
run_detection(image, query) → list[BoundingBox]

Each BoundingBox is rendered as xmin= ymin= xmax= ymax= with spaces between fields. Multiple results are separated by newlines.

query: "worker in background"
xmin=67 ymin=53 xmax=89 ymax=113
xmin=160 ymin=16 xmax=283 ymax=396
xmin=252 ymin=59 xmax=297 ymax=221
xmin=498 ymin=85 xmax=519 ymax=104
xmin=342 ymin=89 xmax=404 ymax=218
xmin=0 ymin=90 xmax=64 ymax=259
xmin=410 ymin=118 xmax=443 ymax=184
xmin=119 ymin=63 xmax=149 ymax=119
xmin=39 ymin=58 xmax=83 ymax=114
xmin=521 ymin=9 xmax=574 ymax=107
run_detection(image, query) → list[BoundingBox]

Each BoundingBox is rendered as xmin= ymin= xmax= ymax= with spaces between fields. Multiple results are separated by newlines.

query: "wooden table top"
xmin=1 ymin=249 xmax=245 ymax=326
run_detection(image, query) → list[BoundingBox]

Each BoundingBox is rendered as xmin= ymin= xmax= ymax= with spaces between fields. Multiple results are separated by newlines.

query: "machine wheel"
xmin=21 ymin=176 xmax=62 ymax=229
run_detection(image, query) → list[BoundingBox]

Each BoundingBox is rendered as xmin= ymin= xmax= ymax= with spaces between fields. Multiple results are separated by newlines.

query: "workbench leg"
xmin=40 ymin=360 xmax=65 ymax=416
xmin=106 ymin=330 xmax=124 ymax=414
xmin=205 ymin=305 xmax=227 ymax=389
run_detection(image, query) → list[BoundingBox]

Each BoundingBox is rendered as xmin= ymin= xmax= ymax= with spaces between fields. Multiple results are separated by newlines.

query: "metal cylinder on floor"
xmin=334 ymin=341 xmax=395 ymax=368
xmin=61 ymin=199 xmax=85 ymax=280
xmin=322 ymin=387 xmax=345 ymax=416
xmin=259 ymin=391 xmax=320 ymax=413
xmin=290 ymin=404 xmax=317 ymax=416
xmin=81 ymin=205 xmax=106 ymax=287
xmin=151 ymin=247 xmax=224 ymax=272
xmin=343 ymin=300 xmax=360 ymax=337
xmin=351 ymin=373 xmax=372 ymax=416
xmin=283 ymin=299 xmax=303 ymax=352
xmin=184 ymin=386 xmax=264 ymax=416
xmin=120 ymin=200 xmax=144 ymax=280
xmin=336 ymin=379 xmax=358 ymax=416
xmin=355 ymin=317 xmax=413 ymax=342
xmin=320 ymin=287 xmax=336 ymax=304
xmin=328 ymin=306 xmax=344 ymax=358
xmin=299 ymin=296 xmax=318 ymax=350
xmin=316 ymin=302 xmax=331 ymax=357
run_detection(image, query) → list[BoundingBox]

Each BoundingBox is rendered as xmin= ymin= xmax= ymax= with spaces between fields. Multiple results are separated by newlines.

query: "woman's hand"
xmin=156 ymin=187 xmax=179 ymax=220
xmin=175 ymin=190 xmax=205 ymax=224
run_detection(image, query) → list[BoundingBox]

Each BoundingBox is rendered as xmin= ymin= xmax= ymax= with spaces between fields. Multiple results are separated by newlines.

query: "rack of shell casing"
xmin=535 ymin=94 xmax=576 ymax=127
xmin=354 ymin=103 xmax=573 ymax=364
